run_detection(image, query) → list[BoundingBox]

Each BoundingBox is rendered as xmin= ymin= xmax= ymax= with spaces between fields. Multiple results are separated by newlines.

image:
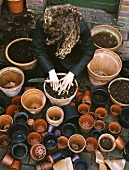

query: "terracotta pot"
xmin=78 ymin=103 xmax=90 ymax=114
xmin=62 ymin=123 xmax=77 ymax=138
xmin=30 ymin=144 xmax=46 ymax=161
xmin=33 ymin=119 xmax=47 ymax=133
xmin=0 ymin=66 xmax=25 ymax=97
xmin=13 ymin=111 xmax=28 ymax=124
xmin=120 ymin=58 xmax=129 ymax=78
xmin=94 ymin=120 xmax=106 ymax=131
xmin=2 ymin=153 xmax=14 ymax=166
xmin=88 ymin=111 xmax=97 ymax=121
xmin=27 ymin=132 xmax=42 ymax=146
xmin=21 ymin=89 xmax=46 ymax=114
xmin=0 ymin=115 xmax=13 ymax=132
xmin=68 ymin=134 xmax=86 ymax=153
xmin=108 ymin=122 xmax=122 ymax=137
xmin=98 ymin=133 xmax=116 ymax=152
xmin=76 ymin=90 xmax=83 ymax=102
xmin=74 ymin=158 xmax=88 ymax=170
xmin=79 ymin=115 xmax=94 ymax=134
xmin=6 ymin=104 xmax=19 ymax=117
xmin=9 ymin=160 xmax=20 ymax=170
xmin=115 ymin=136 xmax=125 ymax=150
xmin=12 ymin=143 xmax=28 ymax=160
xmin=27 ymin=118 xmax=35 ymax=130
xmin=95 ymin=107 xmax=107 ymax=120
xmin=47 ymin=151 xmax=62 ymax=164
xmin=0 ymin=134 xmax=10 ymax=148
xmin=122 ymin=140 xmax=129 ymax=161
xmin=85 ymin=137 xmax=98 ymax=152
xmin=87 ymin=49 xmax=122 ymax=86
xmin=82 ymin=90 xmax=92 ymax=107
xmin=0 ymin=97 xmax=7 ymax=115
xmin=36 ymin=162 xmax=53 ymax=170
xmin=57 ymin=136 xmax=68 ymax=150
xmin=110 ymin=104 xmax=122 ymax=118
xmin=69 ymin=102 xmax=76 ymax=107
xmin=46 ymin=106 xmax=64 ymax=127
xmin=7 ymin=0 xmax=24 ymax=13
xmin=12 ymin=95 xmax=22 ymax=111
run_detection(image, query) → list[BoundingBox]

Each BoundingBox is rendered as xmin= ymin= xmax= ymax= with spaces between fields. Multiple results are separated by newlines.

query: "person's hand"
xmin=59 ymin=72 xmax=74 ymax=92
xmin=48 ymin=69 xmax=59 ymax=91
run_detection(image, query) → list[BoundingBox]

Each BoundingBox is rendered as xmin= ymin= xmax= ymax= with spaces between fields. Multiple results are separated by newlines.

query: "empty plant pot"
xmin=7 ymin=123 xmax=29 ymax=143
xmin=82 ymin=90 xmax=92 ymax=107
xmin=27 ymin=132 xmax=42 ymax=146
xmin=118 ymin=106 xmax=129 ymax=128
xmin=62 ymin=123 xmax=77 ymax=138
xmin=120 ymin=58 xmax=129 ymax=78
xmin=0 ymin=97 xmax=7 ymax=115
xmin=2 ymin=153 xmax=14 ymax=166
xmin=46 ymin=106 xmax=64 ymax=127
xmin=30 ymin=143 xmax=46 ymax=161
xmin=36 ymin=162 xmax=53 ymax=170
xmin=85 ymin=137 xmax=98 ymax=153
xmin=21 ymin=89 xmax=46 ymax=114
xmin=91 ymin=87 xmax=110 ymax=108
xmin=94 ymin=120 xmax=106 ymax=131
xmin=12 ymin=143 xmax=28 ymax=160
xmin=57 ymin=136 xmax=68 ymax=150
xmin=6 ymin=104 xmax=19 ymax=117
xmin=61 ymin=147 xmax=72 ymax=158
xmin=47 ymin=150 xmax=62 ymax=164
xmin=10 ymin=160 xmax=20 ymax=170
xmin=108 ymin=122 xmax=122 ymax=137
xmin=68 ymin=134 xmax=86 ymax=153
xmin=76 ymin=90 xmax=83 ymax=102
xmin=87 ymin=49 xmax=122 ymax=86
xmin=13 ymin=112 xmax=28 ymax=124
xmin=91 ymin=130 xmax=102 ymax=140
xmin=98 ymin=133 xmax=116 ymax=152
xmin=78 ymin=103 xmax=90 ymax=114
xmin=12 ymin=95 xmax=22 ymax=111
xmin=87 ymin=111 xmax=97 ymax=121
xmin=33 ymin=119 xmax=47 ymax=133
xmin=0 ymin=134 xmax=10 ymax=148
xmin=0 ymin=115 xmax=13 ymax=132
xmin=123 ymin=140 xmax=129 ymax=161
xmin=110 ymin=104 xmax=122 ymax=118
xmin=115 ymin=136 xmax=125 ymax=150
xmin=7 ymin=0 xmax=24 ymax=13
xmin=95 ymin=107 xmax=107 ymax=120
xmin=74 ymin=158 xmax=88 ymax=170
xmin=0 ymin=66 xmax=25 ymax=97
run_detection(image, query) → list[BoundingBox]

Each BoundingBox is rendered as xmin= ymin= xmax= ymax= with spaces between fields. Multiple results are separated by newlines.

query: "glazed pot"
xmin=46 ymin=106 xmax=64 ymax=127
xmin=12 ymin=95 xmax=22 ymax=111
xmin=6 ymin=104 xmax=19 ymax=117
xmin=13 ymin=112 xmax=28 ymax=124
xmin=27 ymin=132 xmax=42 ymax=146
xmin=95 ymin=107 xmax=107 ymax=120
xmin=82 ymin=90 xmax=92 ymax=107
xmin=108 ymin=122 xmax=122 ymax=137
xmin=110 ymin=104 xmax=122 ymax=118
xmin=0 ymin=134 xmax=10 ymax=148
xmin=76 ymin=90 xmax=83 ymax=102
xmin=57 ymin=136 xmax=68 ymax=150
xmin=123 ymin=140 xmax=129 ymax=161
xmin=91 ymin=130 xmax=102 ymax=140
xmin=115 ymin=136 xmax=125 ymax=150
xmin=94 ymin=120 xmax=106 ymax=131
xmin=85 ymin=137 xmax=98 ymax=152
xmin=36 ymin=162 xmax=53 ymax=170
xmin=0 ymin=66 xmax=25 ymax=97
xmin=47 ymin=150 xmax=62 ymax=164
xmin=78 ymin=103 xmax=90 ymax=114
xmin=74 ymin=158 xmax=88 ymax=170
xmin=120 ymin=58 xmax=129 ymax=78
xmin=0 ymin=97 xmax=7 ymax=115
xmin=21 ymin=89 xmax=46 ymax=114
xmin=0 ymin=115 xmax=13 ymax=132
xmin=68 ymin=134 xmax=86 ymax=153
xmin=30 ymin=144 xmax=46 ymax=161
xmin=62 ymin=123 xmax=77 ymax=138
xmin=118 ymin=106 xmax=129 ymax=128
xmin=12 ymin=143 xmax=28 ymax=160
xmin=33 ymin=119 xmax=47 ymax=133
xmin=2 ymin=153 xmax=14 ymax=166
xmin=98 ymin=133 xmax=116 ymax=152
xmin=9 ymin=160 xmax=20 ymax=170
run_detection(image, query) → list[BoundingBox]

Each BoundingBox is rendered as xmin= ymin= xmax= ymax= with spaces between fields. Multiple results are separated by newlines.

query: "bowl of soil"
xmin=5 ymin=38 xmax=37 ymax=71
xmin=90 ymin=25 xmax=122 ymax=51
xmin=108 ymin=78 xmax=129 ymax=106
xmin=43 ymin=73 xmax=78 ymax=107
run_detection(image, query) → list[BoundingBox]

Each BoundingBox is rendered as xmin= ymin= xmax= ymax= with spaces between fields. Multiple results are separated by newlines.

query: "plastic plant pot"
xmin=72 ymin=154 xmax=80 ymax=163
xmin=118 ymin=106 xmax=129 ymax=128
xmin=47 ymin=124 xmax=55 ymax=133
xmin=0 ymin=97 xmax=7 ymax=115
xmin=12 ymin=143 xmax=28 ymax=160
xmin=74 ymin=158 xmax=88 ymax=170
xmin=120 ymin=58 xmax=129 ymax=78
xmin=61 ymin=147 xmax=72 ymax=159
xmin=123 ymin=140 xmax=129 ymax=161
xmin=91 ymin=130 xmax=102 ymax=140
xmin=13 ymin=112 xmax=28 ymax=124
xmin=62 ymin=123 xmax=77 ymax=138
xmin=47 ymin=150 xmax=62 ymax=164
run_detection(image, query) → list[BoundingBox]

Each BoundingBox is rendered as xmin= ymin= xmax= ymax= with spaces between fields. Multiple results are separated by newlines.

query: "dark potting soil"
xmin=110 ymin=79 xmax=129 ymax=104
xmin=92 ymin=94 xmax=107 ymax=103
xmin=8 ymin=40 xmax=35 ymax=63
xmin=100 ymin=137 xmax=112 ymax=150
xmin=93 ymin=32 xmax=118 ymax=48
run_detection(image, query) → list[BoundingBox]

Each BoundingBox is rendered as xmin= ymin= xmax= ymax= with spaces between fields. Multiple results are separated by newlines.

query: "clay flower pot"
xmin=74 ymin=159 xmax=88 ymax=170
xmin=69 ymin=102 xmax=76 ymax=107
xmin=0 ymin=134 xmax=10 ymax=148
xmin=13 ymin=112 xmax=28 ymax=124
xmin=6 ymin=104 xmax=19 ymax=117
xmin=68 ymin=134 xmax=86 ymax=153
xmin=95 ymin=107 xmax=107 ymax=120
xmin=62 ymin=123 xmax=77 ymax=138
xmin=115 ymin=136 xmax=125 ymax=150
xmin=33 ymin=119 xmax=47 ymax=133
xmin=79 ymin=114 xmax=94 ymax=134
xmin=10 ymin=160 xmax=20 ymax=170
xmin=85 ymin=137 xmax=98 ymax=153
xmin=2 ymin=153 xmax=14 ymax=166
xmin=46 ymin=106 xmax=64 ymax=127
xmin=94 ymin=120 xmax=106 ymax=131
xmin=27 ymin=132 xmax=42 ymax=146
xmin=12 ymin=95 xmax=22 ymax=111
xmin=78 ymin=103 xmax=90 ymax=114
xmin=36 ymin=162 xmax=53 ymax=170
xmin=7 ymin=0 xmax=24 ymax=14
xmin=12 ymin=143 xmax=28 ymax=160
xmin=110 ymin=104 xmax=122 ymax=118
xmin=30 ymin=144 xmax=46 ymax=161
xmin=76 ymin=90 xmax=83 ymax=102
xmin=108 ymin=122 xmax=122 ymax=137
xmin=82 ymin=90 xmax=92 ymax=107
xmin=0 ymin=66 xmax=25 ymax=97
xmin=0 ymin=115 xmax=13 ymax=132
xmin=88 ymin=111 xmax=97 ymax=121
xmin=21 ymin=89 xmax=46 ymax=114
xmin=27 ymin=118 xmax=35 ymax=130
xmin=47 ymin=150 xmax=62 ymax=164
xmin=0 ymin=97 xmax=7 ymax=115
xmin=98 ymin=133 xmax=116 ymax=152
xmin=57 ymin=136 xmax=68 ymax=150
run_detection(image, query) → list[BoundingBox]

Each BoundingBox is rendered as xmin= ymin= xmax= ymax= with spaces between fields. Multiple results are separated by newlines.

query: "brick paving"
xmin=0 ymin=2 xmax=129 ymax=170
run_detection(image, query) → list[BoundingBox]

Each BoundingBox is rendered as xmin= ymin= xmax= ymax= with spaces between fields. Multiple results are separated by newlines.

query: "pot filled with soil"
xmin=90 ymin=25 xmax=122 ymax=51
xmin=120 ymin=58 xmax=129 ymax=78
xmin=5 ymin=38 xmax=37 ymax=71
xmin=43 ymin=73 xmax=78 ymax=107
xmin=87 ymin=49 xmax=122 ymax=86
xmin=108 ymin=78 xmax=129 ymax=107
xmin=123 ymin=140 xmax=129 ymax=161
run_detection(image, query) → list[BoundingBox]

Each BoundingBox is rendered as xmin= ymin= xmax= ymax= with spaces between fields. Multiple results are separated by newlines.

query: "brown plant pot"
xmin=76 ymin=90 xmax=83 ymax=102
xmin=69 ymin=102 xmax=76 ymax=107
xmin=108 ymin=122 xmax=122 ymax=137
xmin=12 ymin=95 xmax=22 ymax=111
xmin=94 ymin=120 xmax=106 ymax=131
xmin=95 ymin=107 xmax=107 ymax=120
xmin=33 ymin=119 xmax=47 ymax=133
xmin=0 ymin=115 xmax=13 ymax=132
xmin=46 ymin=106 xmax=64 ymax=127
xmin=85 ymin=137 xmax=98 ymax=153
xmin=7 ymin=0 xmax=24 ymax=13
xmin=9 ymin=160 xmax=20 ymax=170
xmin=0 ymin=134 xmax=10 ymax=148
xmin=27 ymin=132 xmax=42 ymax=146
xmin=88 ymin=111 xmax=97 ymax=121
xmin=78 ymin=103 xmax=90 ymax=115
xmin=30 ymin=144 xmax=46 ymax=161
xmin=110 ymin=104 xmax=122 ymax=118
xmin=6 ymin=104 xmax=19 ymax=117
xmin=27 ymin=118 xmax=35 ymax=130
xmin=82 ymin=90 xmax=92 ymax=107
xmin=2 ymin=153 xmax=14 ymax=166
xmin=57 ymin=136 xmax=68 ymax=150
xmin=36 ymin=162 xmax=53 ymax=170
xmin=115 ymin=136 xmax=125 ymax=150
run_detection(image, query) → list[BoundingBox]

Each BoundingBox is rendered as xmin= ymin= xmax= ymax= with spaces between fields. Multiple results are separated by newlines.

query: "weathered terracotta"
xmin=0 ymin=134 xmax=10 ymax=148
xmin=82 ymin=90 xmax=92 ymax=107
xmin=12 ymin=95 xmax=22 ymax=111
xmin=36 ymin=162 xmax=53 ymax=170
xmin=88 ymin=111 xmax=97 ymax=121
xmin=85 ymin=137 xmax=98 ymax=153
xmin=78 ymin=103 xmax=90 ymax=115
xmin=6 ymin=104 xmax=19 ymax=117
xmin=76 ymin=90 xmax=83 ymax=102
xmin=7 ymin=0 xmax=24 ymax=13
xmin=27 ymin=118 xmax=35 ymax=130
xmin=0 ymin=115 xmax=13 ymax=132
xmin=110 ymin=104 xmax=122 ymax=118
xmin=2 ymin=153 xmax=14 ymax=166
xmin=115 ymin=136 xmax=125 ymax=150
xmin=108 ymin=122 xmax=122 ymax=137
xmin=95 ymin=107 xmax=107 ymax=120
xmin=27 ymin=132 xmax=42 ymax=146
xmin=94 ymin=120 xmax=106 ymax=131
xmin=33 ymin=119 xmax=47 ymax=133
xmin=57 ymin=136 xmax=68 ymax=150
xmin=9 ymin=160 xmax=20 ymax=170
xmin=69 ymin=102 xmax=76 ymax=107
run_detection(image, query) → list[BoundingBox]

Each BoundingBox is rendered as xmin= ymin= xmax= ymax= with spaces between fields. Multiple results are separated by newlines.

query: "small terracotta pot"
xmin=98 ymin=133 xmax=116 ymax=152
xmin=122 ymin=140 xmax=129 ymax=161
xmin=12 ymin=95 xmax=22 ymax=111
xmin=46 ymin=106 xmax=64 ymax=127
xmin=6 ymin=104 xmax=19 ymax=117
xmin=47 ymin=151 xmax=62 ymax=164
xmin=68 ymin=134 xmax=86 ymax=153
xmin=94 ymin=120 xmax=106 ymax=131
xmin=76 ymin=90 xmax=83 ymax=102
xmin=79 ymin=114 xmax=94 ymax=134
xmin=95 ymin=107 xmax=107 ymax=120
xmin=62 ymin=123 xmax=77 ymax=138
xmin=78 ymin=103 xmax=90 ymax=114
xmin=57 ymin=136 xmax=68 ymax=150
xmin=0 ymin=134 xmax=10 ymax=148
xmin=115 ymin=136 xmax=125 ymax=150
xmin=110 ymin=104 xmax=122 ymax=118
xmin=0 ymin=97 xmax=7 ymax=115
xmin=27 ymin=118 xmax=35 ymax=130
xmin=108 ymin=122 xmax=122 ymax=137
xmin=13 ymin=112 xmax=28 ymax=124
xmin=88 ymin=111 xmax=97 ymax=121
xmin=85 ymin=137 xmax=98 ymax=153
xmin=9 ymin=160 xmax=20 ymax=170
xmin=36 ymin=162 xmax=53 ymax=170
xmin=33 ymin=119 xmax=47 ymax=133
xmin=69 ymin=102 xmax=76 ymax=107
xmin=30 ymin=144 xmax=46 ymax=161
xmin=0 ymin=115 xmax=13 ymax=132
xmin=82 ymin=90 xmax=92 ymax=107
xmin=2 ymin=153 xmax=14 ymax=166
xmin=27 ymin=132 xmax=42 ymax=146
